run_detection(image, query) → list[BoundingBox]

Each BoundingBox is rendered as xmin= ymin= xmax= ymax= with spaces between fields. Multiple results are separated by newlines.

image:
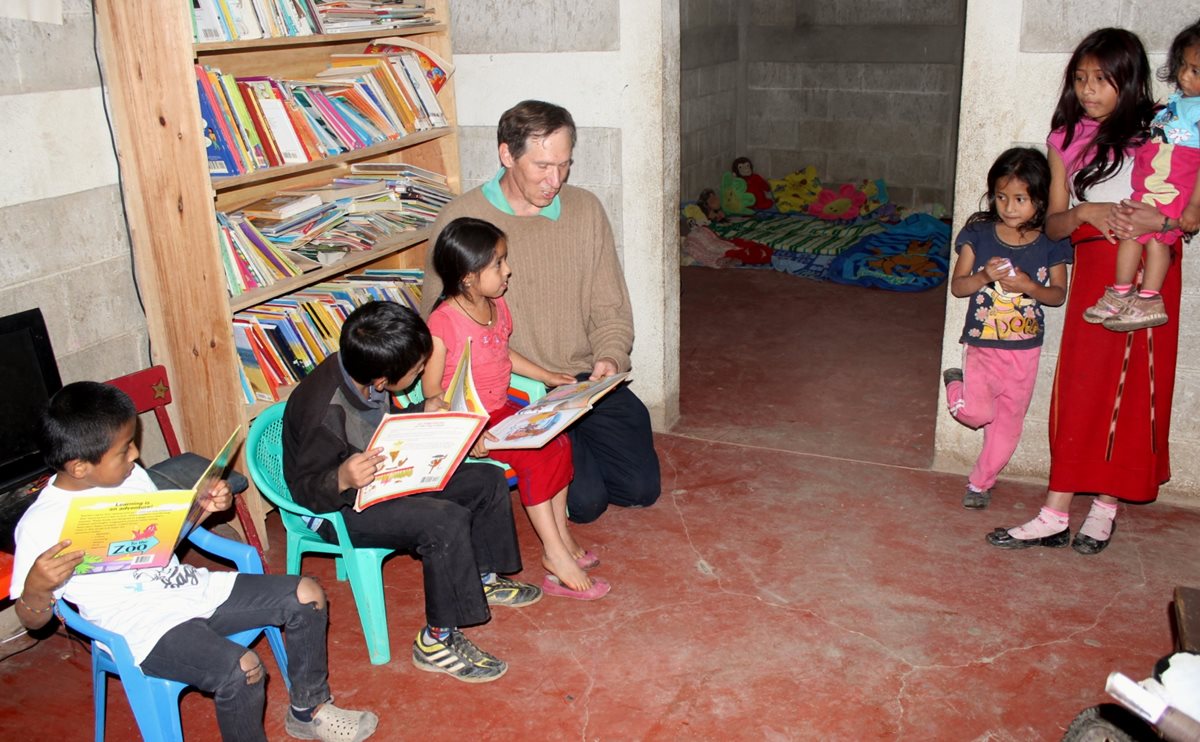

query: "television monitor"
xmin=0 ymin=308 xmax=62 ymax=493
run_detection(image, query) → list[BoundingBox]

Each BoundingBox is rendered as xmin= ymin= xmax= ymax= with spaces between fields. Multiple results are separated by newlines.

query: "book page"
xmin=59 ymin=489 xmax=197 ymax=574
xmin=177 ymin=427 xmax=243 ymax=546
xmin=525 ymin=372 xmax=630 ymax=413
xmin=444 ymin=338 xmax=485 ymax=414
xmin=354 ymin=411 xmax=486 ymax=511
xmin=484 ymin=407 xmax=588 ymax=451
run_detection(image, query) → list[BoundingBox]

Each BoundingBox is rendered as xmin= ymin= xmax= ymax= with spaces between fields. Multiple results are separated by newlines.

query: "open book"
xmin=353 ymin=343 xmax=486 ymax=511
xmin=58 ymin=429 xmax=242 ymax=575
xmin=485 ymin=373 xmax=631 ymax=451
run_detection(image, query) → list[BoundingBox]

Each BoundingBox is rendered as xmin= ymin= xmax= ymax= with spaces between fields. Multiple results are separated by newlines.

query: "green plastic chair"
xmin=246 ymin=402 xmax=396 ymax=665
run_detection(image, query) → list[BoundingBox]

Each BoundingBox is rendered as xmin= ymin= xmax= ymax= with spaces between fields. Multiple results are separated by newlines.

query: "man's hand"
xmin=337 ymin=448 xmax=385 ymax=491
xmin=589 ymin=357 xmax=619 ymax=380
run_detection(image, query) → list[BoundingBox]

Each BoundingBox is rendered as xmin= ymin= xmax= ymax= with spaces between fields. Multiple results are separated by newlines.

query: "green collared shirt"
xmin=481 ymin=167 xmax=562 ymax=220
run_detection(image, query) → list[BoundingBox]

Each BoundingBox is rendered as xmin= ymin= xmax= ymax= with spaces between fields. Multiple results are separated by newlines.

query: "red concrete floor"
xmin=2 ymin=266 xmax=1198 ymax=740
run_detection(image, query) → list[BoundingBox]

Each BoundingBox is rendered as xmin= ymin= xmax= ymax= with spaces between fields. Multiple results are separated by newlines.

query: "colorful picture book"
xmin=192 ymin=0 xmax=435 ymax=43
xmin=485 ymin=373 xmax=632 ymax=450
xmin=354 ymin=344 xmax=486 ymax=511
xmin=57 ymin=429 xmax=242 ymax=574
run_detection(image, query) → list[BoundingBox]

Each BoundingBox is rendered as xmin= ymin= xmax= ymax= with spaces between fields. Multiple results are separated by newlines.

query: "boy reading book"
xmin=11 ymin=381 xmax=377 ymax=741
xmin=281 ymin=300 xmax=541 ymax=684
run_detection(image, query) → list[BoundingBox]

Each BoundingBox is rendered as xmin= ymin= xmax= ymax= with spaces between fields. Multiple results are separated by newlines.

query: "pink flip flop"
xmin=575 ymin=550 xmax=600 ymax=571
xmin=542 ymin=574 xmax=611 ymax=600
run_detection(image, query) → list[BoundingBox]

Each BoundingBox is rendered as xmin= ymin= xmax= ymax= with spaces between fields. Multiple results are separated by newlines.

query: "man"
xmin=422 ymin=100 xmax=661 ymax=524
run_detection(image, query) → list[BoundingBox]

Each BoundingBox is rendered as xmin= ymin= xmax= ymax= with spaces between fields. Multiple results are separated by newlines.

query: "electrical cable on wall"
xmin=90 ymin=0 xmax=152 ymax=365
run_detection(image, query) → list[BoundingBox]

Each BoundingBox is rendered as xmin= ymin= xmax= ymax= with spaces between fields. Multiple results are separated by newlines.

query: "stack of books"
xmin=196 ymin=47 xmax=447 ymax=177
xmin=216 ymin=210 xmax=320 ymax=299
xmin=192 ymin=1 xmax=436 ymax=43
xmin=232 ymin=271 xmax=424 ymax=404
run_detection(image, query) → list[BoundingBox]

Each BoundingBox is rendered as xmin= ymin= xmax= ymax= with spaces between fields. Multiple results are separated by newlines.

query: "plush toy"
xmin=732 ymin=157 xmax=774 ymax=211
xmin=769 ymin=167 xmax=822 ymax=213
xmin=809 ymin=183 xmax=868 ymax=221
xmin=857 ymin=178 xmax=889 ymax=216
xmin=720 ymin=171 xmax=755 ymax=216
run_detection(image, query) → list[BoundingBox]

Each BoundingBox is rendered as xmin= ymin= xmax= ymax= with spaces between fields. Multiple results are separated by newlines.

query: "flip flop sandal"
xmin=542 ymin=574 xmax=611 ymax=600
xmin=575 ymin=550 xmax=600 ymax=571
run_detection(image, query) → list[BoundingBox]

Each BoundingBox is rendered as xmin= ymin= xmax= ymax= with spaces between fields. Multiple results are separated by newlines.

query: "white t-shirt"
xmin=9 ymin=465 xmax=237 ymax=665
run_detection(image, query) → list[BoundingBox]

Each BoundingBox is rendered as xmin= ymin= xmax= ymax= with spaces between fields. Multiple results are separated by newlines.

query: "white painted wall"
xmin=934 ymin=1 xmax=1200 ymax=502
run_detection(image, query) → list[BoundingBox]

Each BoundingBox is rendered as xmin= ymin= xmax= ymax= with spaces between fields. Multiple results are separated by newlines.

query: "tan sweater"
xmin=421 ymin=185 xmax=634 ymax=375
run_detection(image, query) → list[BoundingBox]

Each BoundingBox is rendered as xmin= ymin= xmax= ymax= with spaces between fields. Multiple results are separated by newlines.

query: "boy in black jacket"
xmin=283 ymin=301 xmax=539 ymax=683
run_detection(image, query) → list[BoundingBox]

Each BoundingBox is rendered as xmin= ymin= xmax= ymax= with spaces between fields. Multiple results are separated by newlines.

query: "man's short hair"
xmin=39 ymin=381 xmax=137 ymax=471
xmin=339 ymin=301 xmax=432 ymax=385
xmin=497 ymin=100 xmax=577 ymax=160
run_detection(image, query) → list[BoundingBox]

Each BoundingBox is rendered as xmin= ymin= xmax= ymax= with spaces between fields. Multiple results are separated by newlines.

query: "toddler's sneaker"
xmin=1102 ymin=294 xmax=1168 ymax=332
xmin=285 ymin=701 xmax=378 ymax=742
xmin=412 ymin=629 xmax=507 ymax=683
xmin=961 ymin=487 xmax=991 ymax=510
xmin=1083 ymin=286 xmax=1133 ymax=324
xmin=482 ymin=575 xmax=542 ymax=607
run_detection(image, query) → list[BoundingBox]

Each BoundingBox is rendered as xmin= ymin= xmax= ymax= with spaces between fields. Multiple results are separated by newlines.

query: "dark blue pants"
xmin=566 ymin=376 xmax=661 ymax=523
xmin=140 ymin=574 xmax=328 ymax=742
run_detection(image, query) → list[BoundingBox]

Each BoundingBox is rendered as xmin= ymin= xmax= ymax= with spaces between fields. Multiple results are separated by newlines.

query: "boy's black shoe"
xmin=943 ymin=368 xmax=963 ymax=386
xmin=961 ymin=487 xmax=991 ymax=510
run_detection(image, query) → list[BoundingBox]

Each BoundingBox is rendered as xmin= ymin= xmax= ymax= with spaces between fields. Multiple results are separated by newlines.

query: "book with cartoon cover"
xmin=58 ymin=428 xmax=242 ymax=574
xmin=485 ymin=373 xmax=631 ymax=451
xmin=353 ymin=343 xmax=486 ymax=511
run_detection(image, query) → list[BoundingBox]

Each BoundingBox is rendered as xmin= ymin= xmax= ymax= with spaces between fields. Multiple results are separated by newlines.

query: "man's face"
xmin=499 ymin=127 xmax=574 ymax=215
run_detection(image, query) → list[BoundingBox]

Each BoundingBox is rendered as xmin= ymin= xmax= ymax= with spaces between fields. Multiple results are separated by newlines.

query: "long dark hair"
xmin=965 ymin=148 xmax=1052 ymax=233
xmin=1050 ymin=28 xmax=1154 ymax=199
xmin=1159 ymin=18 xmax=1200 ymax=87
xmin=433 ymin=217 xmax=506 ymax=301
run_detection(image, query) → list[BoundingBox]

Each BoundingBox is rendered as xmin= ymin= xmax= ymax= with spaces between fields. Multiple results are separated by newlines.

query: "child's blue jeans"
xmin=139 ymin=574 xmax=329 ymax=742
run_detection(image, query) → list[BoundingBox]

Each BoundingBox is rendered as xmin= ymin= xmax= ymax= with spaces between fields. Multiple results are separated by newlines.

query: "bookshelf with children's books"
xmin=92 ymin=0 xmax=462 ymax=550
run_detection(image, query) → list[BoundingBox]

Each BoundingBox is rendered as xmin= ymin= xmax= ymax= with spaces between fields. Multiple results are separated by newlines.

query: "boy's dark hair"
xmin=1050 ymin=27 xmax=1154 ymax=199
xmin=339 ymin=301 xmax=432 ymax=385
xmin=433 ymin=217 xmax=506 ymax=300
xmin=39 ymin=381 xmax=137 ymax=471
xmin=497 ymin=100 xmax=576 ymax=160
xmin=1159 ymin=19 xmax=1200 ymax=87
xmin=965 ymin=147 xmax=1053 ymax=233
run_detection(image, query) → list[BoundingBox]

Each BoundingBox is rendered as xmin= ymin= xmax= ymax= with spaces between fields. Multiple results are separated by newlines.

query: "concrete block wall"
xmin=935 ymin=0 xmax=1200 ymax=504
xmin=0 ymin=1 xmax=167 ymax=464
xmin=742 ymin=0 xmax=965 ymax=210
xmin=680 ymin=0 xmax=739 ymax=203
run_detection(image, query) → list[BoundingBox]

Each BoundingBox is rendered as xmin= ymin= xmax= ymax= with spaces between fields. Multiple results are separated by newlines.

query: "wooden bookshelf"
xmin=93 ymin=0 xmax=461 ymax=550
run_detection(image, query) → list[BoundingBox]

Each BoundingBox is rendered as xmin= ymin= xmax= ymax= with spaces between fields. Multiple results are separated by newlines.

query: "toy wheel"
xmin=1061 ymin=704 xmax=1158 ymax=742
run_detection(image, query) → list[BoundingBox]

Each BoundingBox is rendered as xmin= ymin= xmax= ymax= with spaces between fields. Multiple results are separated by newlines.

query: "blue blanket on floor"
xmin=826 ymin=214 xmax=950 ymax=291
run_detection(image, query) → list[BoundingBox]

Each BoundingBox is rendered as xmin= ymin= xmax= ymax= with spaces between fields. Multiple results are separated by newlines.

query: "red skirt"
xmin=1047 ymin=224 xmax=1182 ymax=502
xmin=487 ymin=400 xmax=573 ymax=507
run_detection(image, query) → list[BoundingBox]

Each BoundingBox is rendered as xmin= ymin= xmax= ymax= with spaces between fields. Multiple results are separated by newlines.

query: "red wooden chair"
xmin=105 ymin=365 xmax=267 ymax=569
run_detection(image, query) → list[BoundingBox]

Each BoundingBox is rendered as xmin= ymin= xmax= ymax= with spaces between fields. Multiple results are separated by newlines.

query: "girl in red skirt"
xmin=423 ymin=217 xmax=610 ymax=598
xmin=988 ymin=28 xmax=1183 ymax=554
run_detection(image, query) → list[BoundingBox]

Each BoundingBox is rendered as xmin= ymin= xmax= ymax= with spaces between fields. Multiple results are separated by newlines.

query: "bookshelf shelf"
xmin=228 ymin=228 xmax=429 ymax=311
xmin=194 ymin=24 xmax=446 ymax=54
xmin=93 ymin=0 xmax=460 ymax=551
xmin=212 ymin=128 xmax=453 ymax=197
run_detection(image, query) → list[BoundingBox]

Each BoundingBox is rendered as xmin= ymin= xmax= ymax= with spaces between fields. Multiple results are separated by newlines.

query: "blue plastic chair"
xmin=56 ymin=526 xmax=289 ymax=742
xmin=246 ymin=402 xmax=396 ymax=665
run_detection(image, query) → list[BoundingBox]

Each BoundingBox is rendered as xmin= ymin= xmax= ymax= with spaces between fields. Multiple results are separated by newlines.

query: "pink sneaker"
xmin=1082 ymin=286 xmax=1133 ymax=324
xmin=1102 ymin=294 xmax=1168 ymax=332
